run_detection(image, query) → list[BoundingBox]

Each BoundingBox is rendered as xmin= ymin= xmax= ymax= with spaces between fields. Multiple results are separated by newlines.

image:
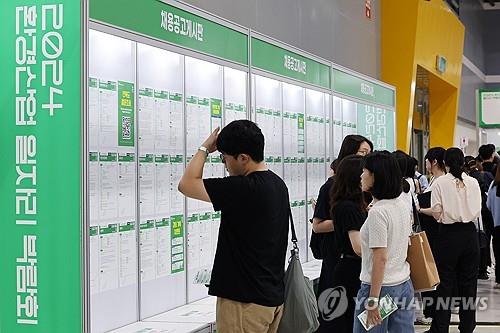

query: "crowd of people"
xmin=312 ymin=137 xmax=500 ymax=333
xmin=178 ymin=119 xmax=498 ymax=333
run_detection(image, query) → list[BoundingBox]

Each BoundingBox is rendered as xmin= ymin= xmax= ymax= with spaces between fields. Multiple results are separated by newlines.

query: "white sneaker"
xmin=415 ymin=315 xmax=432 ymax=325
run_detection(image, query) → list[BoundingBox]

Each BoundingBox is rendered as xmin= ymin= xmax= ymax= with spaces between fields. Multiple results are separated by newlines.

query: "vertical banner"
xmin=0 ymin=1 xmax=83 ymax=333
xmin=356 ymin=103 xmax=396 ymax=151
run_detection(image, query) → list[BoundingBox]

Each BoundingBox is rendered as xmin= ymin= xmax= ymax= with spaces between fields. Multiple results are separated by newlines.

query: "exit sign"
xmin=436 ymin=55 xmax=447 ymax=73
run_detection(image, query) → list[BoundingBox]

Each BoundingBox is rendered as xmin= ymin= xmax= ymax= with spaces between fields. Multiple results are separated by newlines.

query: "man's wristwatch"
xmin=198 ymin=146 xmax=209 ymax=156
xmin=365 ymin=297 xmax=379 ymax=310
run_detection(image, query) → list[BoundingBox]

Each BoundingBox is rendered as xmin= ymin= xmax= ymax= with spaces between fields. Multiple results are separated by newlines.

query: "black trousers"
xmin=492 ymin=226 xmax=500 ymax=284
xmin=479 ymin=212 xmax=494 ymax=274
xmin=315 ymin=256 xmax=339 ymax=333
xmin=328 ymin=257 xmax=361 ymax=333
xmin=479 ymin=234 xmax=492 ymax=274
xmin=429 ymin=222 xmax=479 ymax=333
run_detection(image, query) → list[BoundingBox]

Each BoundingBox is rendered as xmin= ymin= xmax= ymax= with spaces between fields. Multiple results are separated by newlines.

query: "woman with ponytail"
xmin=428 ymin=148 xmax=482 ymax=333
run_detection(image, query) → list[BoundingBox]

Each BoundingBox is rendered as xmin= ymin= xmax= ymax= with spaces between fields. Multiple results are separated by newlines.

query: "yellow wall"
xmin=381 ymin=0 xmax=465 ymax=152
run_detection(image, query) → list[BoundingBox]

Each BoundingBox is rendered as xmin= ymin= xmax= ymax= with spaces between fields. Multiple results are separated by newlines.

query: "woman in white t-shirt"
xmin=353 ymin=152 xmax=414 ymax=333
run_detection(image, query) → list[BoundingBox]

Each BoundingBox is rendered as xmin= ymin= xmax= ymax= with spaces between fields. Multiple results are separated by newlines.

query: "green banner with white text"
xmin=0 ymin=1 xmax=83 ymax=332
xmin=332 ymin=68 xmax=395 ymax=108
xmin=251 ymin=37 xmax=330 ymax=89
xmin=90 ymin=0 xmax=248 ymax=65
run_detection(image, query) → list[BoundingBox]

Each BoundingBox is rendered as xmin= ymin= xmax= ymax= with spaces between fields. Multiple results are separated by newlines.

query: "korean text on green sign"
xmin=0 ymin=1 xmax=83 ymax=332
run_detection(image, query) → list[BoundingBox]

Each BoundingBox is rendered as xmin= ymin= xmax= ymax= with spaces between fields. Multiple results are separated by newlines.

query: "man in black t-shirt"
xmin=178 ymin=120 xmax=289 ymax=333
xmin=479 ymin=144 xmax=497 ymax=176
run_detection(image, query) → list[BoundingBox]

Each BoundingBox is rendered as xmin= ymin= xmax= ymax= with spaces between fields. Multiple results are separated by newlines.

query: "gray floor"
xmin=415 ymin=269 xmax=500 ymax=331
xmin=415 ymin=326 xmax=500 ymax=332
xmin=470 ymin=273 xmax=500 ymax=324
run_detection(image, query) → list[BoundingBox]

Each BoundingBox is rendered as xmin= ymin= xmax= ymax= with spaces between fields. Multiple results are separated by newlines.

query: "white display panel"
xmin=324 ymin=94 xmax=332 ymax=172
xmin=332 ymin=96 xmax=343 ymax=157
xmin=185 ymin=57 xmax=224 ymax=303
xmin=305 ymin=90 xmax=328 ymax=261
xmin=342 ymin=99 xmax=357 ymax=136
xmin=87 ymin=22 xmax=395 ymax=333
xmin=253 ymin=75 xmax=283 ymax=178
xmin=137 ymin=43 xmax=187 ymax=318
xmin=89 ymin=29 xmax=138 ymax=333
xmin=224 ymin=67 xmax=247 ymax=125
xmin=282 ymin=83 xmax=307 ymax=262
xmin=108 ymin=321 xmax=211 ymax=333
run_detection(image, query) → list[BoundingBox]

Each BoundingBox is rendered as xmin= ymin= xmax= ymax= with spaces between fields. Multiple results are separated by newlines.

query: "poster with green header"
xmin=0 ymin=1 xmax=83 ymax=332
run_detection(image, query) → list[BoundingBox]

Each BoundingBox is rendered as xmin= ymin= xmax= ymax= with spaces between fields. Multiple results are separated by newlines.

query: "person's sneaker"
xmin=415 ymin=315 xmax=432 ymax=325
xmin=478 ymin=272 xmax=489 ymax=280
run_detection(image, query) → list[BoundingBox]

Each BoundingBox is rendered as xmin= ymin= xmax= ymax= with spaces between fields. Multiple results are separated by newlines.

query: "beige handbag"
xmin=407 ymin=196 xmax=440 ymax=292
xmin=407 ymin=231 xmax=440 ymax=292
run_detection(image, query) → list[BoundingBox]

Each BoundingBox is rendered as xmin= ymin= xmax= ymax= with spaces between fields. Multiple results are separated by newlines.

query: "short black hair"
xmin=392 ymin=150 xmax=415 ymax=179
xmin=363 ymin=152 xmax=403 ymax=200
xmin=464 ymin=155 xmax=479 ymax=174
xmin=338 ymin=135 xmax=374 ymax=161
xmin=425 ymin=147 xmax=446 ymax=171
xmin=479 ymin=144 xmax=495 ymax=161
xmin=217 ymin=120 xmax=264 ymax=162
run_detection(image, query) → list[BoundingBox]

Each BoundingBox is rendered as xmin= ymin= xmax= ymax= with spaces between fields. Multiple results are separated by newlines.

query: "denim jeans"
xmin=353 ymin=279 xmax=415 ymax=333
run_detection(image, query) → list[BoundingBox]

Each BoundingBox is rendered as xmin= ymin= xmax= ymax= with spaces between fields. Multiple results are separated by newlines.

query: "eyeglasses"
xmin=357 ymin=150 xmax=369 ymax=156
xmin=219 ymin=153 xmax=240 ymax=163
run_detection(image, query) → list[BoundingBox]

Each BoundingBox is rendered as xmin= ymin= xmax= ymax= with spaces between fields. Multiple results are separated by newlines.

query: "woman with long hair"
xmin=416 ymin=147 xmax=446 ymax=322
xmin=324 ymin=155 xmax=367 ymax=332
xmin=353 ymin=152 xmax=414 ymax=333
xmin=486 ymin=163 xmax=500 ymax=290
xmin=418 ymin=147 xmax=446 ymax=244
xmin=311 ymin=135 xmax=372 ymax=333
xmin=337 ymin=134 xmax=373 ymax=160
xmin=392 ymin=150 xmax=419 ymax=215
xmin=428 ymin=148 xmax=482 ymax=333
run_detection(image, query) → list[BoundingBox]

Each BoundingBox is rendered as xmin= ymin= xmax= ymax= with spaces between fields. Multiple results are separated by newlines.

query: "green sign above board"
xmin=251 ymin=37 xmax=330 ymax=89
xmin=0 ymin=1 xmax=83 ymax=332
xmin=332 ymin=68 xmax=395 ymax=108
xmin=90 ymin=0 xmax=248 ymax=65
xmin=479 ymin=89 xmax=500 ymax=128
